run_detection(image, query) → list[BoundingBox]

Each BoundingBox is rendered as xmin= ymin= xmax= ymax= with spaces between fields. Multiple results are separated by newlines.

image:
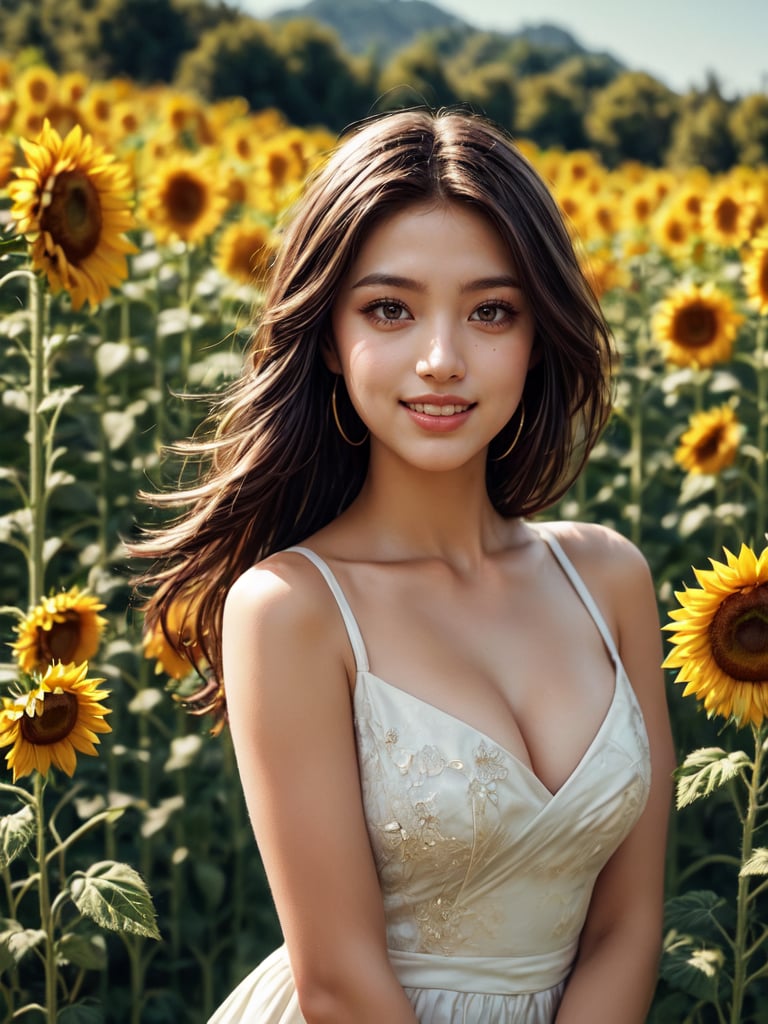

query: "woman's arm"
xmin=554 ymin=528 xmax=676 ymax=1024
xmin=222 ymin=555 xmax=418 ymax=1024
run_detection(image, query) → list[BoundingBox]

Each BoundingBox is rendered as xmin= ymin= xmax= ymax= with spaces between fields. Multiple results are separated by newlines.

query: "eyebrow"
xmin=350 ymin=273 xmax=522 ymax=292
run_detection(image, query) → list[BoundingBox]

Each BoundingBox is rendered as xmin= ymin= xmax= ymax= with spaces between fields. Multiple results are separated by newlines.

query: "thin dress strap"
xmin=533 ymin=525 xmax=621 ymax=665
xmin=284 ymin=546 xmax=370 ymax=674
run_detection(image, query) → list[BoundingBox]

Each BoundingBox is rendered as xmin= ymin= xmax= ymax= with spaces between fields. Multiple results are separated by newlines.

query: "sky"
xmin=233 ymin=0 xmax=768 ymax=98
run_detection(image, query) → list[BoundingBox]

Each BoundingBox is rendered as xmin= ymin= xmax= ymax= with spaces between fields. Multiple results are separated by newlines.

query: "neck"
xmin=346 ymin=443 xmax=521 ymax=570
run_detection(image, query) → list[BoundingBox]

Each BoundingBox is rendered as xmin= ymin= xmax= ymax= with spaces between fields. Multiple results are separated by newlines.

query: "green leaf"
xmin=69 ymin=861 xmax=160 ymax=940
xmin=37 ymin=385 xmax=82 ymax=414
xmin=193 ymin=861 xmax=227 ymax=913
xmin=164 ymin=734 xmax=204 ymax=772
xmin=95 ymin=341 xmax=131 ymax=378
xmin=57 ymin=1001 xmax=105 ymax=1023
xmin=661 ymin=930 xmax=725 ymax=1001
xmin=128 ymin=687 xmax=165 ymax=714
xmin=675 ymin=747 xmax=751 ymax=808
xmin=664 ymin=890 xmax=727 ymax=933
xmin=741 ymin=847 xmax=768 ymax=876
xmin=0 ymin=922 xmax=46 ymax=968
xmin=102 ymin=410 xmax=136 ymax=451
xmin=0 ymin=804 xmax=36 ymax=869
xmin=55 ymin=932 xmax=108 ymax=971
xmin=141 ymin=795 xmax=184 ymax=838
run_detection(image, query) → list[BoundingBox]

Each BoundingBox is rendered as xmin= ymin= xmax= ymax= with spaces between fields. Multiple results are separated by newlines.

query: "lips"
xmin=400 ymin=396 xmax=476 ymax=433
xmin=404 ymin=402 xmax=471 ymax=416
xmin=400 ymin=395 xmax=476 ymax=417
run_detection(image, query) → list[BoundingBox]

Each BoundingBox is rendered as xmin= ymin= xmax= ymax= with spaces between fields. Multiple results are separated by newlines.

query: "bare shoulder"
xmin=536 ymin=520 xmax=658 ymax=660
xmin=223 ymin=548 xmax=353 ymax=696
xmin=538 ymin=519 xmax=652 ymax=589
xmin=225 ymin=549 xmax=339 ymax=633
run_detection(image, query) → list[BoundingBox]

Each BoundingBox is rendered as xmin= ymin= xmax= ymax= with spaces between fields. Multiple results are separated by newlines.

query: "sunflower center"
xmin=673 ymin=302 xmax=716 ymax=348
xmin=759 ymin=254 xmax=768 ymax=300
xmin=21 ymin=691 xmax=78 ymax=746
xmin=715 ymin=197 xmax=739 ymax=234
xmin=166 ymin=173 xmax=206 ymax=225
xmin=709 ymin=584 xmax=768 ymax=682
xmin=40 ymin=169 xmax=103 ymax=263
xmin=38 ymin=611 xmax=81 ymax=664
xmin=694 ymin=427 xmax=724 ymax=461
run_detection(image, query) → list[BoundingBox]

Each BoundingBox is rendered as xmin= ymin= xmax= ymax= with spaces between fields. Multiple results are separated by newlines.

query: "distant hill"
xmin=264 ymin=0 xmax=595 ymax=62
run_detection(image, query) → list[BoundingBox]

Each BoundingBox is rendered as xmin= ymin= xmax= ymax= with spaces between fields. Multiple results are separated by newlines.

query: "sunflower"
xmin=43 ymin=102 xmax=82 ymax=138
xmin=579 ymin=248 xmax=629 ymax=300
xmin=15 ymin=65 xmax=58 ymax=111
xmin=651 ymin=202 xmax=695 ymax=259
xmin=215 ymin=220 xmax=277 ymax=285
xmin=138 ymin=153 xmax=228 ymax=246
xmin=674 ymin=405 xmax=741 ymax=475
xmin=7 ymin=119 xmax=137 ymax=310
xmin=162 ymin=91 xmax=215 ymax=147
xmin=743 ymin=234 xmax=768 ymax=315
xmin=652 ymin=282 xmax=743 ymax=368
xmin=555 ymin=149 xmax=600 ymax=187
xmin=0 ymin=135 xmax=17 ymax=189
xmin=0 ymin=661 xmax=111 ymax=780
xmin=555 ymin=188 xmax=585 ymax=235
xmin=672 ymin=180 xmax=707 ymax=228
xmin=11 ymin=587 xmax=107 ymax=675
xmin=0 ymin=94 xmax=16 ymax=132
xmin=701 ymin=182 xmax=753 ymax=249
xmin=142 ymin=596 xmax=206 ymax=680
xmin=60 ymin=72 xmax=90 ymax=106
xmin=663 ymin=545 xmax=768 ymax=727
xmin=621 ymin=183 xmax=660 ymax=231
xmin=583 ymin=196 xmax=619 ymax=241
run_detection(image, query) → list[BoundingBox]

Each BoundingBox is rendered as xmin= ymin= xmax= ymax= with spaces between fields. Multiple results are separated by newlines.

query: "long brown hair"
xmin=131 ymin=107 xmax=613 ymax=720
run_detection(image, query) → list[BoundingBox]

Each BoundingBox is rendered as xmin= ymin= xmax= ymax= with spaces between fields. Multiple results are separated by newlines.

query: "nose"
xmin=415 ymin=327 xmax=466 ymax=382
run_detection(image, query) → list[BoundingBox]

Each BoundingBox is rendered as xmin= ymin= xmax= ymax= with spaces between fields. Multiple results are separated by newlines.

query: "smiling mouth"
xmin=403 ymin=402 xmax=474 ymax=416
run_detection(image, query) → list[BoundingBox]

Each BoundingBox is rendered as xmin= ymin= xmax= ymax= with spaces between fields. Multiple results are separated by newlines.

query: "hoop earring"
xmin=331 ymin=377 xmax=368 ymax=447
xmin=491 ymin=400 xmax=526 ymax=461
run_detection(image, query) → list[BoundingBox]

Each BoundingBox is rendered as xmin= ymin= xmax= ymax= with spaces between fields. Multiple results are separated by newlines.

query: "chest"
xmin=346 ymin=559 xmax=618 ymax=793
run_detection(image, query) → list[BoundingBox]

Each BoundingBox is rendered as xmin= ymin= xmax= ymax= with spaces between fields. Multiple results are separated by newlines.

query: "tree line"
xmin=2 ymin=0 xmax=767 ymax=168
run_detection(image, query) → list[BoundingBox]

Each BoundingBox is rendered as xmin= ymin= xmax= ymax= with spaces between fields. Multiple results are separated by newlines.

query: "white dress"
xmin=209 ymin=527 xmax=651 ymax=1023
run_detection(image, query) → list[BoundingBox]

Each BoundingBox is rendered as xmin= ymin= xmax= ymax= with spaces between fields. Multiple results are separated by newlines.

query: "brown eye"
xmin=470 ymin=301 xmax=517 ymax=325
xmin=476 ymin=305 xmax=499 ymax=322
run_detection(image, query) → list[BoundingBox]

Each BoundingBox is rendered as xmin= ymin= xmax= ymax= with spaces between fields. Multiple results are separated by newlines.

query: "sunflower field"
xmin=1 ymin=56 xmax=768 ymax=1024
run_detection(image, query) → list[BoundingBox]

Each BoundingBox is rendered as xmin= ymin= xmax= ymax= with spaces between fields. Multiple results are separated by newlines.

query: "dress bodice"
xmin=209 ymin=525 xmax=652 ymax=1024
xmin=289 ymin=527 xmax=651 ymax=999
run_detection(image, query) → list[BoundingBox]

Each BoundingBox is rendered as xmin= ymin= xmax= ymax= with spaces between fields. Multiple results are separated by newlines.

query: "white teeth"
xmin=407 ymin=403 xmax=469 ymax=416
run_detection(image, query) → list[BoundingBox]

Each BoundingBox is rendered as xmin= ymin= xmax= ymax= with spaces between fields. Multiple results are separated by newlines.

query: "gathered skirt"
xmin=208 ymin=944 xmax=566 ymax=1023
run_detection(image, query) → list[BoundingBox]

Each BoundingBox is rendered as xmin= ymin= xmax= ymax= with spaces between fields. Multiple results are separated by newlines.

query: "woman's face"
xmin=329 ymin=200 xmax=536 ymax=473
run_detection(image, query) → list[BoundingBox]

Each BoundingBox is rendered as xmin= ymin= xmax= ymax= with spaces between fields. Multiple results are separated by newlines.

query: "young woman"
xmin=136 ymin=108 xmax=675 ymax=1024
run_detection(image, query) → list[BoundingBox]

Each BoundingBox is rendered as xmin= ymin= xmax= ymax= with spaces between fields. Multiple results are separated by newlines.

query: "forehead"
xmin=350 ymin=199 xmax=516 ymax=273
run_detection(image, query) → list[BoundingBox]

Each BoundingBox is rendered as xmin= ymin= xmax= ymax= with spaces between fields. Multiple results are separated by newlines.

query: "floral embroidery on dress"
xmin=353 ymin=667 xmax=650 ymax=958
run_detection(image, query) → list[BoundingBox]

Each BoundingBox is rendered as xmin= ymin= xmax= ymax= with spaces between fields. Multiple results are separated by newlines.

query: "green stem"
xmin=137 ymin=657 xmax=153 ymax=882
xmin=225 ymin=733 xmax=245 ymax=996
xmin=28 ymin=274 xmax=47 ymax=605
xmin=713 ymin=474 xmax=725 ymax=554
xmin=629 ymin=374 xmax=644 ymax=547
xmin=676 ymin=851 xmax=742 ymax=887
xmin=730 ymin=725 xmax=765 ymax=1024
xmin=34 ymin=775 xmax=56 ymax=1023
xmin=755 ymin=317 xmax=766 ymax=544
xmin=179 ymin=245 xmax=193 ymax=438
xmin=152 ymin=273 xmax=166 ymax=446
xmin=123 ymin=934 xmax=146 ymax=1024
